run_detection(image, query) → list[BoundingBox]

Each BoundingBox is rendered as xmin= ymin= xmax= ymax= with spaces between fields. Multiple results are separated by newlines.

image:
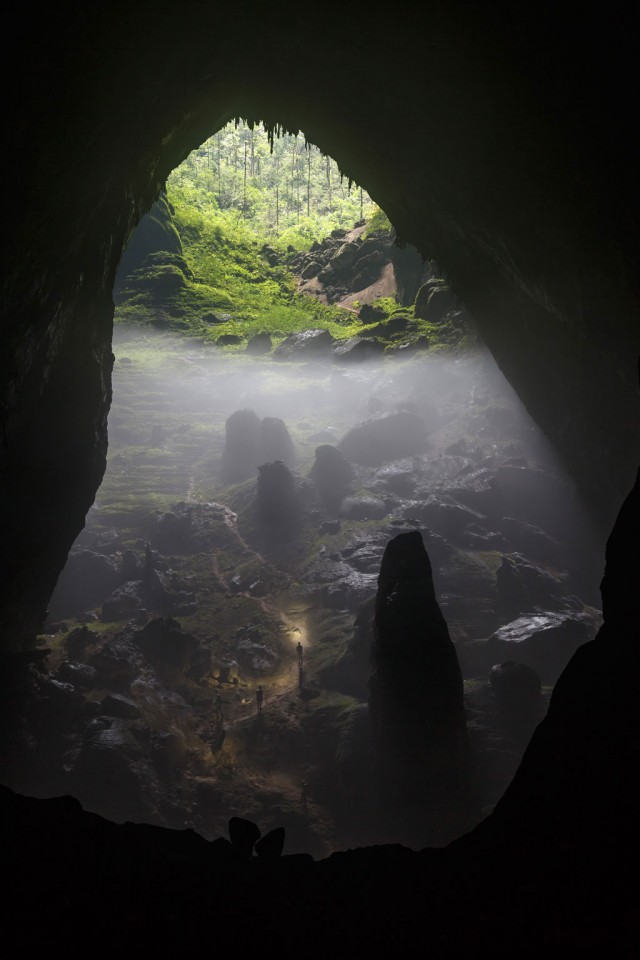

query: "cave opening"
xmin=0 ymin=117 xmax=606 ymax=857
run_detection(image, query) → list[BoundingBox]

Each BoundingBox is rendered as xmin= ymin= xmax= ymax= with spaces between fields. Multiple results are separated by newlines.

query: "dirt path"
xmin=197 ymin=499 xmax=311 ymax=724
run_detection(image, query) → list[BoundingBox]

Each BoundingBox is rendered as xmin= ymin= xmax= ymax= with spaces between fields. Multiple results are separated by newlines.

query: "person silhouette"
xmin=256 ymin=685 xmax=264 ymax=716
xmin=296 ymin=641 xmax=304 ymax=666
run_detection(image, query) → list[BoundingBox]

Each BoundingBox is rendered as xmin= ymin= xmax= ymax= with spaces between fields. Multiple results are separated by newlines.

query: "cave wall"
xmin=1 ymin=1 xmax=638 ymax=656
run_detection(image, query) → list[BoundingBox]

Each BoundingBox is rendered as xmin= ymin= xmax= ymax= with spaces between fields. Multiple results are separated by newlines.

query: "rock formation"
xmin=255 ymin=460 xmax=301 ymax=539
xmin=258 ymin=416 xmax=296 ymax=469
xmin=308 ymin=444 xmax=354 ymax=512
xmin=338 ymin=411 xmax=429 ymax=466
xmin=220 ymin=408 xmax=262 ymax=484
xmin=368 ymin=530 xmax=476 ymax=846
xmin=221 ymin=410 xmax=296 ymax=483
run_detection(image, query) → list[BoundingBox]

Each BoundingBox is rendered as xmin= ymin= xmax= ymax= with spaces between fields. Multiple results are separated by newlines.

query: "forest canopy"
xmin=167 ymin=119 xmax=381 ymax=251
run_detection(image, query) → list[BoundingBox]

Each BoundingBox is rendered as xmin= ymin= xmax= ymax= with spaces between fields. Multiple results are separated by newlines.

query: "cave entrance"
xmin=21 ymin=119 xmax=606 ymax=857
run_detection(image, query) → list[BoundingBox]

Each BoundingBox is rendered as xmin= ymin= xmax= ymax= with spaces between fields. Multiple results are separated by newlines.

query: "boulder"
xmin=300 ymin=260 xmax=322 ymax=279
xmin=220 ymin=408 xmax=261 ymax=483
xmin=272 ymin=329 xmax=335 ymax=361
xmin=245 ymin=332 xmax=272 ymax=355
xmin=332 ymin=338 xmax=385 ymax=363
xmin=324 ymin=241 xmax=361 ymax=275
xmin=338 ymin=412 xmax=429 ymax=466
xmin=132 ymin=617 xmax=200 ymax=674
xmin=258 ymin=416 xmax=296 ymax=468
xmin=372 ymin=459 xmax=418 ymax=496
xmin=113 ymin=192 xmax=182 ymax=293
xmin=309 ymin=444 xmax=354 ymax=511
xmin=149 ymin=511 xmax=193 ymax=551
xmin=358 ymin=303 xmax=388 ymax=324
xmin=414 ymin=279 xmax=456 ymax=322
xmin=57 ymin=660 xmax=98 ymax=689
xmin=256 ymin=460 xmax=301 ymax=536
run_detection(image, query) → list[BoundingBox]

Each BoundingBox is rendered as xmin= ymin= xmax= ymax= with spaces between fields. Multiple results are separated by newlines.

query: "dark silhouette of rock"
xmin=258 ymin=416 xmax=296 ymax=468
xmin=57 ymin=660 xmax=97 ymax=688
xmin=255 ymin=826 xmax=285 ymax=860
xmin=309 ymin=444 xmax=354 ymax=512
xmin=389 ymin=242 xmax=429 ymax=305
xmin=132 ymin=617 xmax=200 ymax=675
xmin=245 ymin=332 xmax=272 ymax=355
xmin=338 ymin=412 xmax=429 ymax=466
xmin=113 ymin=192 xmax=182 ymax=296
xmin=256 ymin=460 xmax=301 ymax=537
xmin=413 ymin=279 xmax=456 ymax=322
xmin=149 ymin=510 xmax=193 ymax=551
xmin=272 ymin=329 xmax=334 ymax=361
xmin=221 ymin=411 xmax=296 ymax=483
xmin=368 ymin=530 xmax=476 ymax=846
xmin=220 ymin=408 xmax=262 ymax=483
xmin=228 ymin=816 xmax=261 ymax=859
xmin=65 ymin=625 xmax=99 ymax=659
xmin=332 ymin=337 xmax=385 ymax=363
xmin=489 ymin=660 xmax=542 ymax=717
xmin=358 ymin=302 xmax=387 ymax=323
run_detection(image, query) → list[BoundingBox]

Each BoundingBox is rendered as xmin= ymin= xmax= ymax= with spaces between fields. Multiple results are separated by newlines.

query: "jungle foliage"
xmin=167 ymin=119 xmax=379 ymax=251
xmin=115 ymin=120 xmax=398 ymax=345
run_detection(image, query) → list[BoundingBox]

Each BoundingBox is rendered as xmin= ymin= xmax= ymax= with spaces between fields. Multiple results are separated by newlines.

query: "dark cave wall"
xmin=1 ymin=2 xmax=639 ymax=650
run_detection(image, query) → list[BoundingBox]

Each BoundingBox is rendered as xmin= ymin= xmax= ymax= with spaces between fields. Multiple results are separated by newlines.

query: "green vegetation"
xmin=115 ymin=119 xmax=473 ymax=354
xmin=168 ymin=120 xmax=375 ymax=248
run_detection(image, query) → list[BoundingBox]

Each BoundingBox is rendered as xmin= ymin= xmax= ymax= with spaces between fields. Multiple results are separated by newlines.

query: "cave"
xmin=1 ymin=3 xmax=639 ymax=954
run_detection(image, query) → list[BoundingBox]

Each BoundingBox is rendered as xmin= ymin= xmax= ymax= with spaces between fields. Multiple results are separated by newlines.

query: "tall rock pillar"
xmin=369 ymin=530 xmax=477 ymax=846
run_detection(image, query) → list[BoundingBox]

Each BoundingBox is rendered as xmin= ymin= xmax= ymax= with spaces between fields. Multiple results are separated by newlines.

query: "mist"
xmin=32 ymin=327 xmax=605 ymax=856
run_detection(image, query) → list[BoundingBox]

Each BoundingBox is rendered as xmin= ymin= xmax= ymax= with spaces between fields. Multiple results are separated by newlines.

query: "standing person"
xmin=214 ymin=692 xmax=224 ymax=724
xmin=256 ymin=684 xmax=264 ymax=716
xmin=296 ymin=641 xmax=304 ymax=667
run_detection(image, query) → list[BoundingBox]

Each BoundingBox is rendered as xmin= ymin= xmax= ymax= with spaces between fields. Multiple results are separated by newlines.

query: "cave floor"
xmin=8 ymin=327 xmax=604 ymax=856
